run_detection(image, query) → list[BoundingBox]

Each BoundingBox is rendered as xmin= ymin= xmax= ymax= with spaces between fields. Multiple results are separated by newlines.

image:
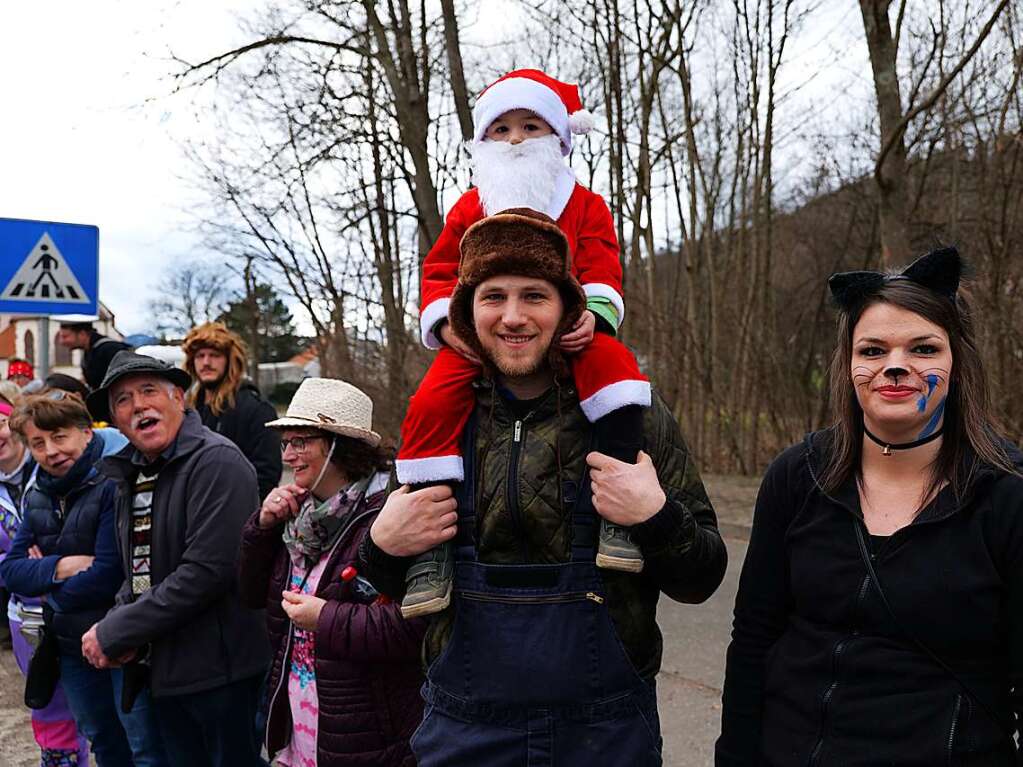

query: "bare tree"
xmin=147 ymin=259 xmax=230 ymax=337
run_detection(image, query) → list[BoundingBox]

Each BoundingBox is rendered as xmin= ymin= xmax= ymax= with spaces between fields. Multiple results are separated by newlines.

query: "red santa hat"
xmin=472 ymin=69 xmax=595 ymax=156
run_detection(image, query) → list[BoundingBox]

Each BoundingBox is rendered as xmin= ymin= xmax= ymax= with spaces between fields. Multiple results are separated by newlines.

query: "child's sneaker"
xmin=595 ymin=520 xmax=644 ymax=573
xmin=400 ymin=541 xmax=454 ymax=619
xmin=593 ymin=404 xmax=646 ymax=573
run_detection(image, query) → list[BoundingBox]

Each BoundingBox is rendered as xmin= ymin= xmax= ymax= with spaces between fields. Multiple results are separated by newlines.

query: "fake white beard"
xmin=469 ymin=134 xmax=567 ymax=216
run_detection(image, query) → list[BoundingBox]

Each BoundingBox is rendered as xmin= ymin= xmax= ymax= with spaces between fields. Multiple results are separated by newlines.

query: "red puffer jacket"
xmin=238 ymin=482 xmax=425 ymax=766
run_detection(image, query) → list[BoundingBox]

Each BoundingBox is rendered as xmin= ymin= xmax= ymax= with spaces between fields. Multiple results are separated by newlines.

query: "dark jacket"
xmin=361 ymin=384 xmax=727 ymax=678
xmin=95 ymin=409 xmax=270 ymax=697
xmin=238 ymin=474 xmax=424 ymax=766
xmin=194 ymin=380 xmax=282 ymax=501
xmin=716 ymin=431 xmax=1023 ymax=767
xmin=0 ymin=436 xmax=124 ymax=655
xmin=82 ymin=331 xmax=132 ymax=391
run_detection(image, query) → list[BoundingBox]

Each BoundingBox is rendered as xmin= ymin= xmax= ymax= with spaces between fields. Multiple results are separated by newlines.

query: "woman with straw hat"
xmin=238 ymin=378 xmax=425 ymax=766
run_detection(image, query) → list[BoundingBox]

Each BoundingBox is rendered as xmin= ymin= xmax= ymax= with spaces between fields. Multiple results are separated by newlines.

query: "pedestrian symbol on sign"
xmin=0 ymin=232 xmax=89 ymax=304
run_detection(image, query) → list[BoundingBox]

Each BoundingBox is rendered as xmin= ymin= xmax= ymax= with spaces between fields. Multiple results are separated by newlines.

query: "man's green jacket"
xmin=361 ymin=382 xmax=728 ymax=677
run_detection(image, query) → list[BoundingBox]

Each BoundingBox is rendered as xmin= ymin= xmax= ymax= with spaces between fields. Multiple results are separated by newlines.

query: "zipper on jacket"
xmin=461 ymin=590 xmax=604 ymax=605
xmin=507 ymin=418 xmax=528 ymax=560
xmin=263 ymin=497 xmax=377 ymax=753
xmin=946 ymin=693 xmax=962 ymax=767
xmin=807 ymin=573 xmax=870 ymax=767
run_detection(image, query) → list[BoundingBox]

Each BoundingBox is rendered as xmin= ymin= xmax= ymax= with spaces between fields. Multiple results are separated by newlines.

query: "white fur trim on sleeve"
xmin=420 ymin=297 xmax=451 ymax=350
xmin=396 ymin=455 xmax=465 ymax=484
xmin=579 ymin=380 xmax=652 ymax=422
xmin=583 ymin=283 xmax=625 ymax=326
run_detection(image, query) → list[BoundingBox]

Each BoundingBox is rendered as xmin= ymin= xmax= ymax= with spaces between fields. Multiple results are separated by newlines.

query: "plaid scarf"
xmin=283 ymin=475 xmax=370 ymax=568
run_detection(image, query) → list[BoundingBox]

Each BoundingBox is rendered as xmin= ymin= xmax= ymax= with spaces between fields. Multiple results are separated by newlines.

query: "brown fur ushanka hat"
xmin=448 ymin=208 xmax=587 ymax=376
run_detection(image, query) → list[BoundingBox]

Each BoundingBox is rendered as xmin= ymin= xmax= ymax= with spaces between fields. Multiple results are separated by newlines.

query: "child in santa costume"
xmin=398 ymin=69 xmax=651 ymax=618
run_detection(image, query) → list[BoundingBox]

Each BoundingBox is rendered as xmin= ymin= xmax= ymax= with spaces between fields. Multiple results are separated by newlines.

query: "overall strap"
xmin=453 ymin=411 xmax=479 ymax=562
xmin=569 ymin=428 xmax=600 ymax=563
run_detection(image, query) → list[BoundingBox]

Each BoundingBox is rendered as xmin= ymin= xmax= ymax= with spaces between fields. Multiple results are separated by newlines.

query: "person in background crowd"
xmin=182 ymin=322 xmax=282 ymax=501
xmin=80 ymin=351 xmax=269 ymax=767
xmin=7 ymin=359 xmax=35 ymax=390
xmin=238 ymin=377 xmax=424 ymax=766
xmin=1 ymin=391 xmax=167 ymax=766
xmin=716 ymin=248 xmax=1023 ymax=766
xmin=55 ymin=314 xmax=132 ymax=391
xmin=361 ymin=210 xmax=727 ymax=765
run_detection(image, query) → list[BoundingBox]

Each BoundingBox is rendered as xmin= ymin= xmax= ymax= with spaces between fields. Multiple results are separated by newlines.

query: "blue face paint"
xmin=918 ymin=395 xmax=946 ymax=439
xmin=917 ymin=374 xmax=939 ymax=412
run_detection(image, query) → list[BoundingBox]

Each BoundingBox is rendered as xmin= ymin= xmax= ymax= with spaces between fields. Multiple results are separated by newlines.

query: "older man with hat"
xmin=80 ymin=350 xmax=269 ymax=767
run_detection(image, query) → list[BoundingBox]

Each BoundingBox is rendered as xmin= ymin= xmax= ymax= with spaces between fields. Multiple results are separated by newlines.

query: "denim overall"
xmin=411 ymin=424 xmax=663 ymax=766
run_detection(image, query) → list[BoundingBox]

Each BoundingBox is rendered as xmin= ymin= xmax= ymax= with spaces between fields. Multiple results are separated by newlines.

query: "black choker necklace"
xmin=863 ymin=425 xmax=944 ymax=456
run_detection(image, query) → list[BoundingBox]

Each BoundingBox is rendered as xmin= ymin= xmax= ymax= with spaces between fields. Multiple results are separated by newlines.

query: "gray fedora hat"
xmin=86 ymin=350 xmax=191 ymax=422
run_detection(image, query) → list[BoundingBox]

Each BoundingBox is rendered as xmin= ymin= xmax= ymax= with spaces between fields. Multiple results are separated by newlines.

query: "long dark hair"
xmin=820 ymin=279 xmax=1017 ymax=499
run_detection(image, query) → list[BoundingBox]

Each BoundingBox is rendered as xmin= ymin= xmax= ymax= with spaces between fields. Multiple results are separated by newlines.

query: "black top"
xmin=193 ymin=380 xmax=281 ymax=501
xmin=81 ymin=331 xmax=132 ymax=391
xmin=716 ymin=431 xmax=1023 ymax=766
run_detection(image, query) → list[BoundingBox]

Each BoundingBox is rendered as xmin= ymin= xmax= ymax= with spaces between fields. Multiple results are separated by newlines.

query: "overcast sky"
xmin=0 ymin=2 xmax=868 ymax=336
xmin=0 ymin=1 xmax=252 ymax=334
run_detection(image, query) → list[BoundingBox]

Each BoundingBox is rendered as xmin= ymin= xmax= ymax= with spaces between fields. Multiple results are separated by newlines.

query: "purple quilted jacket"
xmin=238 ymin=485 xmax=425 ymax=766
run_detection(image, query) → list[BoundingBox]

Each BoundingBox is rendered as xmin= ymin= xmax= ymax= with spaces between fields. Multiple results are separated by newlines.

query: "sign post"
xmin=0 ymin=217 xmax=99 ymax=378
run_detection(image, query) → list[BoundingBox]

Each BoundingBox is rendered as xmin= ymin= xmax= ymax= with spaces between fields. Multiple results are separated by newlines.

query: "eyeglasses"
xmin=279 ymin=435 xmax=324 ymax=454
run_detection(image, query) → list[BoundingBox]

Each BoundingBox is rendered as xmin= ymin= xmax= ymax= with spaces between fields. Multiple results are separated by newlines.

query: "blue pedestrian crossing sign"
xmin=0 ymin=217 xmax=99 ymax=315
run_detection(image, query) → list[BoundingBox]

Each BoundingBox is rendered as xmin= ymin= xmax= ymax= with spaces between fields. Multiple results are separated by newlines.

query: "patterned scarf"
xmin=283 ymin=475 xmax=370 ymax=568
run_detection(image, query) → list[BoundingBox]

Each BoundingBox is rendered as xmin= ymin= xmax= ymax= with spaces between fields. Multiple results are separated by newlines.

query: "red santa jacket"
xmin=419 ymin=182 xmax=623 ymax=348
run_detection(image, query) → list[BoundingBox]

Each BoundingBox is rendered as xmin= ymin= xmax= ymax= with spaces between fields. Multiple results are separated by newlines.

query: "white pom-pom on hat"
xmin=568 ymin=108 xmax=595 ymax=135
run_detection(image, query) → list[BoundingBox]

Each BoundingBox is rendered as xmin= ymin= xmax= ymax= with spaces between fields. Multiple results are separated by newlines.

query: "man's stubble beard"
xmin=478 ymin=336 xmax=550 ymax=380
xmin=199 ymin=373 xmax=227 ymax=390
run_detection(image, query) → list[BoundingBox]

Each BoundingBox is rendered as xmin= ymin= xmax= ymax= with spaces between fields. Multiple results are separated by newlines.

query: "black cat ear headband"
xmin=828 ymin=246 xmax=963 ymax=312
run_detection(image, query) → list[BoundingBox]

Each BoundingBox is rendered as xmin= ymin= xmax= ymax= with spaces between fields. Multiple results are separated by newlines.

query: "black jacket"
xmin=716 ymin=430 xmax=1023 ymax=767
xmin=95 ymin=409 xmax=270 ymax=697
xmin=194 ymin=380 xmax=281 ymax=501
xmin=82 ymin=331 xmax=131 ymax=391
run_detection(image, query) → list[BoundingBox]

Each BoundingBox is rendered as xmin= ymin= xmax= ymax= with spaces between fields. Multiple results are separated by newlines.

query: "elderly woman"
xmin=716 ymin=247 xmax=1023 ymax=766
xmin=1 ymin=391 xmax=166 ymax=766
xmin=238 ymin=378 xmax=425 ymax=767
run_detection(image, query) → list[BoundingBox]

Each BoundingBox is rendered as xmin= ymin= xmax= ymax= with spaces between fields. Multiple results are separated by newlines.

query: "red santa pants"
xmin=396 ymin=333 xmax=650 ymax=484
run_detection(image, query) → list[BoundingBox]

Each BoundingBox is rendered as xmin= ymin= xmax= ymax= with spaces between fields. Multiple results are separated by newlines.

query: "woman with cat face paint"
xmin=715 ymin=247 xmax=1023 ymax=766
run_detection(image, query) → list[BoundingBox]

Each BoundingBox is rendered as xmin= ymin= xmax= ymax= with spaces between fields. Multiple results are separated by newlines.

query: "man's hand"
xmin=28 ymin=545 xmax=43 ymax=560
xmin=281 ymin=591 xmax=327 ymax=631
xmin=558 ymin=310 xmax=596 ymax=354
xmin=587 ymin=451 xmax=666 ymax=526
xmin=55 ymin=555 xmax=94 ymax=580
xmin=82 ymin=623 xmax=114 ymax=668
xmin=259 ymin=484 xmax=307 ymax=529
xmin=369 ymin=485 xmax=458 ymax=557
xmin=438 ymin=322 xmax=482 ymax=365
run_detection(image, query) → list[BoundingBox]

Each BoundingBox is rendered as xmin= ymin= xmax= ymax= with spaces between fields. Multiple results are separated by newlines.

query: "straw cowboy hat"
xmin=265 ymin=378 xmax=381 ymax=446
